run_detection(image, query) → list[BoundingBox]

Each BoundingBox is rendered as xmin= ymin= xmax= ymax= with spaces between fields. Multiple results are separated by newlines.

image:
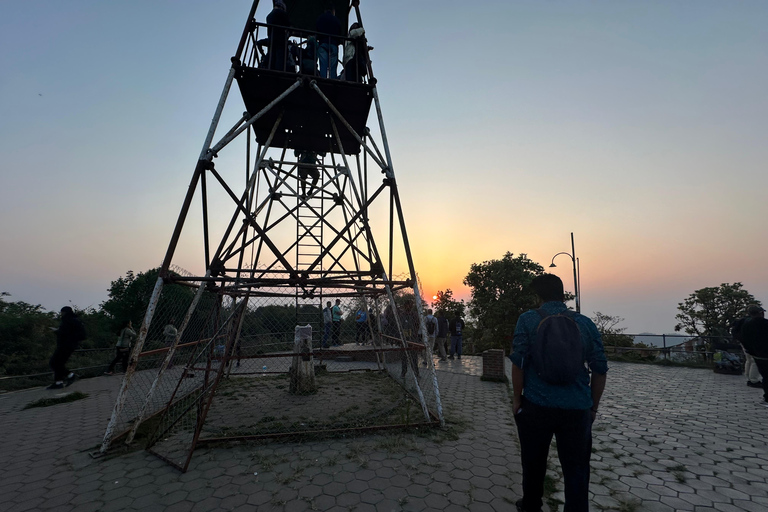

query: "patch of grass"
xmin=24 ymin=391 xmax=88 ymax=410
xmin=543 ymin=473 xmax=563 ymax=511
xmin=617 ymin=497 xmax=641 ymax=512
xmin=668 ymin=464 xmax=687 ymax=483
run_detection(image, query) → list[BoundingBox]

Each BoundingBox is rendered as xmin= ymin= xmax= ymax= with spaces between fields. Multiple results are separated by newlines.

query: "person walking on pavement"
xmin=425 ymin=309 xmax=443 ymax=361
xmin=740 ymin=304 xmax=768 ymax=406
xmin=510 ymin=274 xmax=608 ymax=512
xmin=48 ymin=306 xmax=87 ymax=389
xmin=448 ymin=312 xmax=465 ymax=360
xmin=332 ymin=299 xmax=343 ymax=346
xmin=105 ymin=320 xmax=136 ymax=375
xmin=436 ymin=310 xmax=449 ymax=360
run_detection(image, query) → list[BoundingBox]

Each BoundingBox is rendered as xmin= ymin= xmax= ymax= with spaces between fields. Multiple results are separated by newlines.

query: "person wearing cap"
xmin=740 ymin=304 xmax=768 ymax=406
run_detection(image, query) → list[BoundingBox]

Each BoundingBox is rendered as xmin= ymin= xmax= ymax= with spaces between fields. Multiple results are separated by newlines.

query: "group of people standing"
xmin=263 ymin=1 xmax=368 ymax=82
xmin=424 ymin=309 xmax=465 ymax=361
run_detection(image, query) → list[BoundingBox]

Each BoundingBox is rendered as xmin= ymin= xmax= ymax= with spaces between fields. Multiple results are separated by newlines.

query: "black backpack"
xmin=530 ymin=309 xmax=585 ymax=385
xmin=427 ymin=318 xmax=436 ymax=335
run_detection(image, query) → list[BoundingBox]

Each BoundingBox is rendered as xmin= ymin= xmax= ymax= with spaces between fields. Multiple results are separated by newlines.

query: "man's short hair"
xmin=530 ymin=274 xmax=565 ymax=302
xmin=747 ymin=304 xmax=765 ymax=317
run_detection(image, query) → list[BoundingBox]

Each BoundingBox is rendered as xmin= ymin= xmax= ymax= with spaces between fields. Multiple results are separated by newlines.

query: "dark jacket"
xmin=437 ymin=317 xmax=449 ymax=338
xmin=315 ymin=10 xmax=343 ymax=46
xmin=57 ymin=311 xmax=87 ymax=349
xmin=266 ymin=8 xmax=291 ymax=70
xmin=449 ymin=318 xmax=465 ymax=336
xmin=741 ymin=317 xmax=768 ymax=358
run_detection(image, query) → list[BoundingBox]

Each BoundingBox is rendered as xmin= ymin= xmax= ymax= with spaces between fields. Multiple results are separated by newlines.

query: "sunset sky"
xmin=2 ymin=0 xmax=767 ymax=335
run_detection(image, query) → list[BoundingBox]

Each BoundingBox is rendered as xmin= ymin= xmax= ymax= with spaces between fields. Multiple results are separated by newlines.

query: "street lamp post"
xmin=549 ymin=232 xmax=580 ymax=313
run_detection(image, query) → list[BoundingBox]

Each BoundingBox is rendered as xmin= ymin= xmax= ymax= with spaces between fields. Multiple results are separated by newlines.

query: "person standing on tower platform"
xmin=316 ymin=2 xmax=342 ymax=79
xmin=266 ymin=0 xmax=291 ymax=72
xmin=342 ymin=22 xmax=367 ymax=82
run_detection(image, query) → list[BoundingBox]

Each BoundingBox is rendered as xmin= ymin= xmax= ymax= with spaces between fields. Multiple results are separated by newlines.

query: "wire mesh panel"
xmin=138 ymin=283 xmax=440 ymax=471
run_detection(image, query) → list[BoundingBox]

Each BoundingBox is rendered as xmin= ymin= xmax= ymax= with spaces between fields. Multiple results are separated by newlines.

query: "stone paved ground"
xmin=0 ymin=359 xmax=766 ymax=511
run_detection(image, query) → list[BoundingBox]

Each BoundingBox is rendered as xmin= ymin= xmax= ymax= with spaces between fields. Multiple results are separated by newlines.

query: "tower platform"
xmin=236 ymin=68 xmax=374 ymax=154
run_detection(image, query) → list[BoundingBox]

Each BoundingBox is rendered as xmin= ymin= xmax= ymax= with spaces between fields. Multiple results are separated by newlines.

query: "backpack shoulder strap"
xmin=536 ymin=308 xmax=548 ymax=320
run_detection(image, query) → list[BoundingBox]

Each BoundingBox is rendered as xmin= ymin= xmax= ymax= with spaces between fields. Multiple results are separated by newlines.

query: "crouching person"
xmin=510 ymin=274 xmax=608 ymax=512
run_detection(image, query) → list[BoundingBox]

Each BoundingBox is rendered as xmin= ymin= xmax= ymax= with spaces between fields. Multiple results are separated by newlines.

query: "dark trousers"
xmin=322 ymin=323 xmax=332 ymax=348
xmin=356 ymin=322 xmax=367 ymax=344
xmin=515 ymin=398 xmax=593 ymax=512
xmin=108 ymin=348 xmax=130 ymax=373
xmin=50 ymin=345 xmax=76 ymax=382
xmin=332 ymin=321 xmax=341 ymax=346
xmin=755 ymin=358 xmax=768 ymax=402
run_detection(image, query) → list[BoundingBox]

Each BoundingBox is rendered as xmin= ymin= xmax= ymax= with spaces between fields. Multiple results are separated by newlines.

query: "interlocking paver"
xmin=1 ymin=360 xmax=768 ymax=512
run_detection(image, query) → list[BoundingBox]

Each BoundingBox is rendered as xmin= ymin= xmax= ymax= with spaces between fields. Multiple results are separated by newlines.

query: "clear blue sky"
xmin=1 ymin=0 xmax=767 ymax=334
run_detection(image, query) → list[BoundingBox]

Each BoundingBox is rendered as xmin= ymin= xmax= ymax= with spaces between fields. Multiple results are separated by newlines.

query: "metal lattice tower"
xmin=99 ymin=0 xmax=443 ymax=471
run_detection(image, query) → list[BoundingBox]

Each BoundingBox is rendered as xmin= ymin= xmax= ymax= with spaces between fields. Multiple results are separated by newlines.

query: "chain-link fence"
xmin=101 ymin=274 xmax=443 ymax=471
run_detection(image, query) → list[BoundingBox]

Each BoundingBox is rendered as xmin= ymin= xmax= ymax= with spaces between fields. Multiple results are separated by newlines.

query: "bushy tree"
xmin=0 ymin=293 xmax=56 ymax=375
xmin=100 ymin=268 xmax=198 ymax=331
xmin=431 ymin=289 xmax=465 ymax=318
xmin=463 ymin=252 xmax=545 ymax=351
xmin=674 ymin=283 xmax=760 ymax=338
xmin=592 ymin=312 xmax=635 ymax=348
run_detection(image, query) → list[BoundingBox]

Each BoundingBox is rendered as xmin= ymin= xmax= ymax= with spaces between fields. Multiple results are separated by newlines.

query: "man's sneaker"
xmin=104 ymin=371 xmax=114 ymax=376
xmin=47 ymin=382 xmax=64 ymax=390
xmin=448 ymin=355 xmax=454 ymax=360
xmin=457 ymin=355 xmax=461 ymax=360
xmin=65 ymin=374 xmax=78 ymax=387
xmin=747 ymin=381 xmax=763 ymax=388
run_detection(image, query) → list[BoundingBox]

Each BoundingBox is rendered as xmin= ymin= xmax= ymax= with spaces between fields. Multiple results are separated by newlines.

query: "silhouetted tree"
xmin=675 ymin=283 xmax=760 ymax=338
xmin=463 ymin=252 xmax=545 ymax=351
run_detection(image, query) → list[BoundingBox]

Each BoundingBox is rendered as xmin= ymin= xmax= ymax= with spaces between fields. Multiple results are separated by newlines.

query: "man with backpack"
xmin=510 ymin=274 xmax=607 ymax=512
xmin=424 ymin=309 xmax=444 ymax=361
xmin=448 ymin=312 xmax=465 ymax=360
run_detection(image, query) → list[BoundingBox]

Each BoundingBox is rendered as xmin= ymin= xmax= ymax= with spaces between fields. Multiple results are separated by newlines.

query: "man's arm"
xmin=590 ymin=373 xmax=606 ymax=410
xmin=512 ymin=364 xmax=524 ymax=415
xmin=590 ymin=372 xmax=607 ymax=422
